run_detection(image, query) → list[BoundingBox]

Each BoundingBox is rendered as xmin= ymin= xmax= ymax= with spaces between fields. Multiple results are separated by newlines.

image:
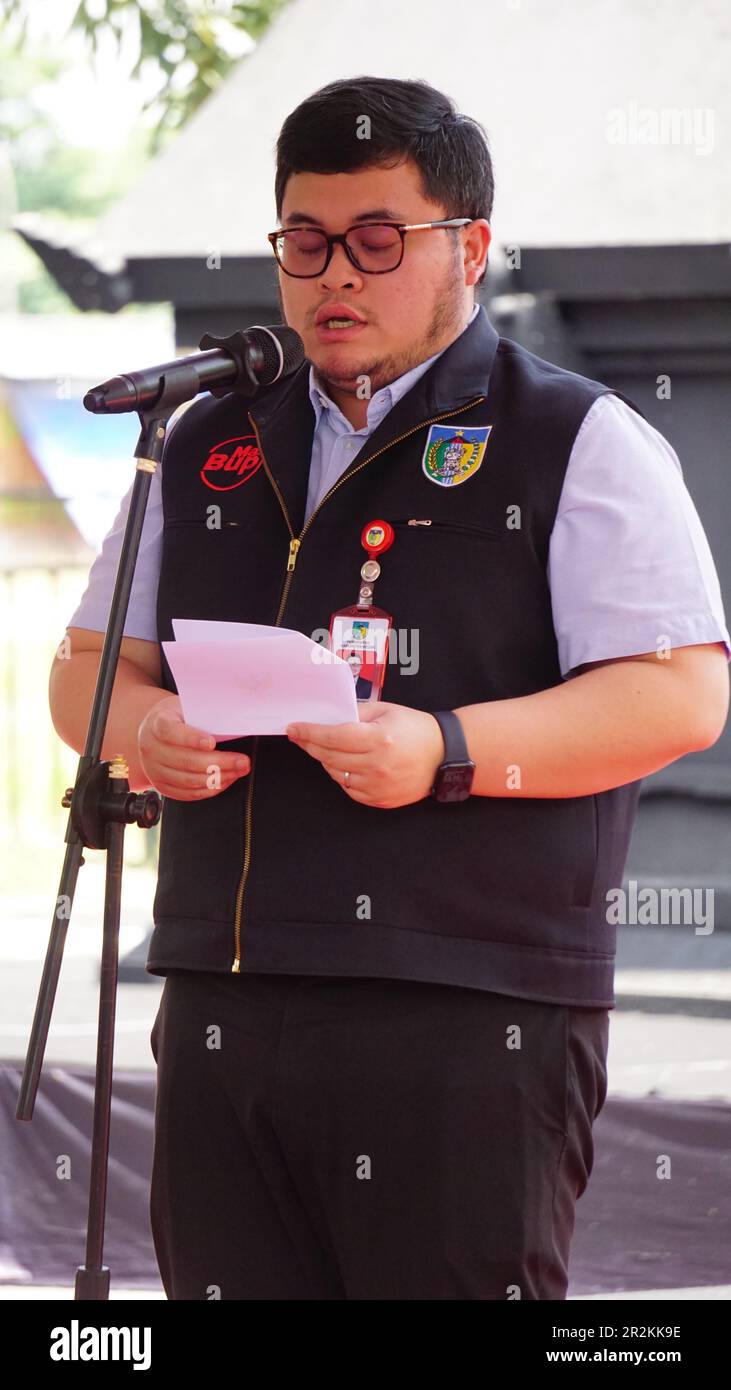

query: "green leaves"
xmin=69 ymin=0 xmax=289 ymax=150
xmin=1 ymin=1 xmax=291 ymax=152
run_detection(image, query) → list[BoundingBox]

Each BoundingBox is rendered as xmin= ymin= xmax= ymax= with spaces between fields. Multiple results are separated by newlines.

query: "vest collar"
xmin=247 ymin=303 xmax=500 ymax=535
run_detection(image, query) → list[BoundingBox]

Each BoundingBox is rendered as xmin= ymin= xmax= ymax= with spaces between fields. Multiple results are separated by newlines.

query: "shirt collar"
xmin=307 ymin=302 xmax=480 ymax=434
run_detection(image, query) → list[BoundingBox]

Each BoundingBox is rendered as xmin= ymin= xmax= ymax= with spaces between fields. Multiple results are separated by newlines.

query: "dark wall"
xmin=498 ymin=247 xmax=731 ymax=925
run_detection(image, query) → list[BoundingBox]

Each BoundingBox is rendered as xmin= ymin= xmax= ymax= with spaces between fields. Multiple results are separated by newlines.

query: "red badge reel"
xmin=328 ymin=520 xmax=395 ymax=703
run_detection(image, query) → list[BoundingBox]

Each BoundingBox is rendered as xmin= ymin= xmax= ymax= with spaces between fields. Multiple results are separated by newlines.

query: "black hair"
xmin=275 ymin=76 xmax=493 ymax=287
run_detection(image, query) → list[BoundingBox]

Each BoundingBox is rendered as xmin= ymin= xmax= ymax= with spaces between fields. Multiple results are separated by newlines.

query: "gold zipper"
xmin=230 ymin=393 xmax=486 ymax=970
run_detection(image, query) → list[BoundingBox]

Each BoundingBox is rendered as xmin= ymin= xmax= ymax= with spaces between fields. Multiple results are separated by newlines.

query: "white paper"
xmin=162 ymin=618 xmax=359 ymax=738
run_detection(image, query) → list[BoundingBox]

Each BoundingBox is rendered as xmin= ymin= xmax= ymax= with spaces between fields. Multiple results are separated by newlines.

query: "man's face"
xmin=275 ymin=157 xmax=490 ymax=401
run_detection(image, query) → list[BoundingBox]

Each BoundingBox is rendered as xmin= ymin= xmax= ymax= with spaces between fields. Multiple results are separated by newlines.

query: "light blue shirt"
xmin=68 ymin=305 xmax=730 ymax=678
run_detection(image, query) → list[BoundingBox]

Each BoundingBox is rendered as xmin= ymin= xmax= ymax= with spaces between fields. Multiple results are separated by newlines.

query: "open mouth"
xmin=315 ymin=318 xmax=367 ymax=339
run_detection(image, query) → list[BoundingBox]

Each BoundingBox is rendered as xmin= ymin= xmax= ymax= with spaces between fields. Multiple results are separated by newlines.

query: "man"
xmin=49 ymin=76 xmax=730 ymax=1300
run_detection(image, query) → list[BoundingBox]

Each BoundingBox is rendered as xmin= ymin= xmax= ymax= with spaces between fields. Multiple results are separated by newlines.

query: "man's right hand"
xmin=138 ymin=695 xmax=250 ymax=801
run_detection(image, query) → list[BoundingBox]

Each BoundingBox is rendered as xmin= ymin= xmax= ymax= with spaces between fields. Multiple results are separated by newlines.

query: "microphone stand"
xmin=15 ymin=368 xmax=199 ymax=1300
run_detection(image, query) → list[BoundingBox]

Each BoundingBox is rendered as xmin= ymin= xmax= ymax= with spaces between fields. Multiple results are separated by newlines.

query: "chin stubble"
xmin=310 ymin=247 xmax=467 ymax=396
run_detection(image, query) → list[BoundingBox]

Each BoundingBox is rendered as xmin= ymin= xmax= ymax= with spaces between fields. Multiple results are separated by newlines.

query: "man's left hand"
xmin=286 ymin=702 xmax=445 ymax=808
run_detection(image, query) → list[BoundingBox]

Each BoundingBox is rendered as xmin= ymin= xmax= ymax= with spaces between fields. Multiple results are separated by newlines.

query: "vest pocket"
xmin=164 ymin=518 xmax=244 ymax=527
xmin=391 ymin=518 xmax=505 ymax=540
xmin=572 ymin=795 xmax=599 ymax=908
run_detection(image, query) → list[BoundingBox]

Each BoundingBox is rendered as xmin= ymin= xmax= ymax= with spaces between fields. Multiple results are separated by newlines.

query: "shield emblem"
xmin=421 ymin=424 xmax=492 ymax=487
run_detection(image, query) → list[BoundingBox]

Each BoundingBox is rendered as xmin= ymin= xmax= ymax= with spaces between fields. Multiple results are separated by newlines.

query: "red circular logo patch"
xmin=200 ymin=435 xmax=262 ymax=491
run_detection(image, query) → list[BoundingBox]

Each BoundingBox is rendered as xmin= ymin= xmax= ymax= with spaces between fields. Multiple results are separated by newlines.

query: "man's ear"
xmin=462 ymin=219 xmax=491 ymax=286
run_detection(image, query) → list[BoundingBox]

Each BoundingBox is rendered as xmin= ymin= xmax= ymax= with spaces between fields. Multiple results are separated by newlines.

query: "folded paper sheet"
xmin=162 ymin=618 xmax=359 ymax=738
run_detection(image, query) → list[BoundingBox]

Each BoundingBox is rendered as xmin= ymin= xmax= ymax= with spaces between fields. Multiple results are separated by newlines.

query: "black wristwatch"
xmin=429 ymin=710 xmax=476 ymax=802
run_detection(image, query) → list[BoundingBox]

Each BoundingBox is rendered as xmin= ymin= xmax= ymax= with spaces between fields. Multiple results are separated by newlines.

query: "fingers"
xmin=152 ymin=709 xmax=217 ymax=752
xmin=323 ymin=767 xmax=385 ymax=807
xmin=287 ymin=720 xmax=380 ymax=753
xmin=322 ymin=761 xmax=357 ymax=783
xmin=139 ymin=703 xmax=251 ymax=800
xmin=144 ymin=761 xmax=250 ymax=801
xmin=151 ymin=745 xmax=249 ymax=779
xmin=320 ymin=754 xmax=364 ymax=777
xmin=292 ymin=736 xmax=381 ymax=790
xmin=288 ymin=734 xmax=381 ymax=763
xmin=153 ymin=756 xmax=249 ymax=793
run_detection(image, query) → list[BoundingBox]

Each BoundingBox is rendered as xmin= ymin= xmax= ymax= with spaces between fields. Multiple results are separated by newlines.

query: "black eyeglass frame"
xmin=267 ymin=218 xmax=473 ymax=277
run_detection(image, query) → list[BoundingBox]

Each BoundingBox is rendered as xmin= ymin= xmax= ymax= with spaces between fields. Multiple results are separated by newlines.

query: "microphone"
xmin=83 ymin=323 xmax=305 ymax=414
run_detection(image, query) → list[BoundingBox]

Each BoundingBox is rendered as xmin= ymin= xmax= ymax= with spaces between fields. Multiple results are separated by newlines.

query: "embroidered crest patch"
xmin=421 ymin=424 xmax=492 ymax=487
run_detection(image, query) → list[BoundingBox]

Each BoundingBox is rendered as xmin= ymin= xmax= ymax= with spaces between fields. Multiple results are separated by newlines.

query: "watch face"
xmin=434 ymin=763 xmax=474 ymax=802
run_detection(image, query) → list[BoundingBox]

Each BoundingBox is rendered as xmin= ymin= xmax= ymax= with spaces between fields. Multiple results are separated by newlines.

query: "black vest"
xmin=147 ymin=306 xmax=643 ymax=1007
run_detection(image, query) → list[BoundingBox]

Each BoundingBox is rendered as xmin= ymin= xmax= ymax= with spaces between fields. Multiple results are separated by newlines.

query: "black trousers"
xmin=149 ymin=969 xmax=609 ymax=1300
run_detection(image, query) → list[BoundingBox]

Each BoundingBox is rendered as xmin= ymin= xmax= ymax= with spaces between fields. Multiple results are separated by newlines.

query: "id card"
xmin=328 ymin=610 xmax=392 ymax=703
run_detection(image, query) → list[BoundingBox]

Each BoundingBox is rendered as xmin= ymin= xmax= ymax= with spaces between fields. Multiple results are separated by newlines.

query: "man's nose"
xmin=318 ymin=239 xmax=364 ymax=292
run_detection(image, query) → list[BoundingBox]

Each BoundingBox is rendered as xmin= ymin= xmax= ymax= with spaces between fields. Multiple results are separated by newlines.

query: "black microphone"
xmin=83 ymin=323 xmax=305 ymax=414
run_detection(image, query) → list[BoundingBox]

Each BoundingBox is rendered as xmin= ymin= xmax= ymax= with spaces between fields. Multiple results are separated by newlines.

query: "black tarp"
xmin=1 ymin=1064 xmax=729 ymax=1296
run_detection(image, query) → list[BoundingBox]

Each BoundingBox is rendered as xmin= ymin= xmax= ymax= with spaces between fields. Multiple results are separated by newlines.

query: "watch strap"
xmin=430 ymin=709 xmax=471 ymax=764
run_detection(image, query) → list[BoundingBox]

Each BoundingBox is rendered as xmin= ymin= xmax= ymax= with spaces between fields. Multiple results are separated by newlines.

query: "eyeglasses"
xmin=267 ymin=219 xmax=473 ymax=277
